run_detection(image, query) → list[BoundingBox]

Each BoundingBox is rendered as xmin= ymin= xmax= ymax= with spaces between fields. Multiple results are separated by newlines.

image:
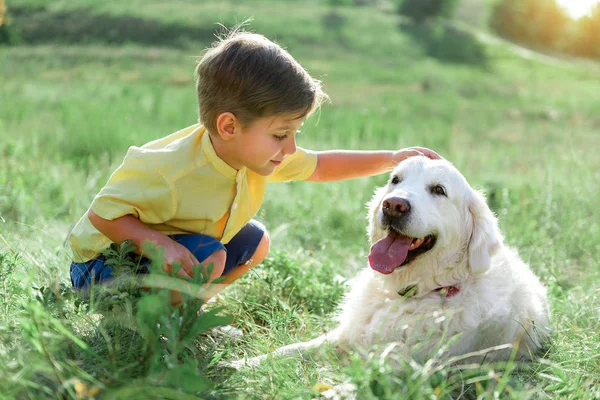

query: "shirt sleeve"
xmin=90 ymin=150 xmax=176 ymax=223
xmin=268 ymin=147 xmax=318 ymax=183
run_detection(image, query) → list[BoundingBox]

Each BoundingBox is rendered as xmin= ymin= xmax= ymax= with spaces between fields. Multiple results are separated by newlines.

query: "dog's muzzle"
xmin=381 ymin=196 xmax=411 ymax=231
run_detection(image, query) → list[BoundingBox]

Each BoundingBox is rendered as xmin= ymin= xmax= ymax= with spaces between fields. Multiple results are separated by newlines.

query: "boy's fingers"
xmin=414 ymin=147 xmax=442 ymax=160
xmin=428 ymin=150 xmax=443 ymax=160
xmin=180 ymin=258 xmax=195 ymax=278
xmin=178 ymin=269 xmax=192 ymax=279
xmin=167 ymin=260 xmax=192 ymax=278
xmin=184 ymin=253 xmax=200 ymax=276
xmin=405 ymin=150 xmax=428 ymax=160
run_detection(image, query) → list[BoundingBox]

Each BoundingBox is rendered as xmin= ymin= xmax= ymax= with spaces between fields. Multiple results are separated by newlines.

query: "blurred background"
xmin=2 ymin=0 xmax=600 ymax=58
xmin=0 ymin=0 xmax=599 ymax=399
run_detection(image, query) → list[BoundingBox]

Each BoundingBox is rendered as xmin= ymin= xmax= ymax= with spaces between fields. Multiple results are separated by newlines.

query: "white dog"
xmin=228 ymin=157 xmax=551 ymax=368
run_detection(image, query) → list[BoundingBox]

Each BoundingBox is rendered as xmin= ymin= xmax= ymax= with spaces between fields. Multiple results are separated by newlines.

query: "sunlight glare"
xmin=556 ymin=0 xmax=599 ymax=19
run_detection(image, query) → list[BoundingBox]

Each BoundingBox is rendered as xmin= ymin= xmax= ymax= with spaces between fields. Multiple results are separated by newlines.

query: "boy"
xmin=68 ymin=31 xmax=440 ymax=298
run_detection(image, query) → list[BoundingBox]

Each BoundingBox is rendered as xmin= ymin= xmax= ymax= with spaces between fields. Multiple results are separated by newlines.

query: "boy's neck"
xmin=208 ymin=133 xmax=243 ymax=171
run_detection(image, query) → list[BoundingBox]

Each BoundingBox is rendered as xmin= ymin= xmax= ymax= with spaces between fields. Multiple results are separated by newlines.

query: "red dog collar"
xmin=436 ymin=286 xmax=460 ymax=298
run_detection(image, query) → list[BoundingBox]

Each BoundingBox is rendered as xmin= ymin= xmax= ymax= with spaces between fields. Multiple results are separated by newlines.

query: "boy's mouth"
xmin=270 ymin=160 xmax=282 ymax=166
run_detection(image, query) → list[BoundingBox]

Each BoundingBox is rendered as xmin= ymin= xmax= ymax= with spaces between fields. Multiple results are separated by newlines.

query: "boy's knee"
xmin=252 ymin=231 xmax=270 ymax=266
xmin=206 ymin=249 xmax=227 ymax=278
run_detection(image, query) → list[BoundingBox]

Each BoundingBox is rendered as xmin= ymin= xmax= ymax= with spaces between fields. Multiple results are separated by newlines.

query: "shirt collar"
xmin=200 ymin=126 xmax=245 ymax=179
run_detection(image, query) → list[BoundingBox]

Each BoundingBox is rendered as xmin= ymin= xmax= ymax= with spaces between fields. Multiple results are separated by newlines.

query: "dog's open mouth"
xmin=368 ymin=231 xmax=437 ymax=274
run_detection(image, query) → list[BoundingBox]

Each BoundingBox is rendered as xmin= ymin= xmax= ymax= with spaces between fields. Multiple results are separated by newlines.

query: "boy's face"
xmin=231 ymin=114 xmax=304 ymax=176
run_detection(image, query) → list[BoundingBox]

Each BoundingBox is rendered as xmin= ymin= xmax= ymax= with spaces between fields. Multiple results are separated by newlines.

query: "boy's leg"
xmin=171 ymin=233 xmax=227 ymax=277
xmin=170 ymin=234 xmax=226 ymax=303
xmin=70 ymin=257 xmax=114 ymax=289
xmin=202 ymin=220 xmax=270 ymax=299
xmin=177 ymin=220 xmax=269 ymax=277
xmin=220 ymin=231 xmax=270 ymax=285
xmin=71 ymin=255 xmax=151 ymax=289
xmin=171 ymin=220 xmax=268 ymax=300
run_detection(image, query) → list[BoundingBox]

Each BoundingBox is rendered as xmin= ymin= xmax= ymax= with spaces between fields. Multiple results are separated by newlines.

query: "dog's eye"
xmin=431 ymin=184 xmax=447 ymax=196
xmin=391 ymin=176 xmax=400 ymax=185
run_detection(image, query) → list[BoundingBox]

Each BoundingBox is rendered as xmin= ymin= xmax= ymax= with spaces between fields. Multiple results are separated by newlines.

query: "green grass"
xmin=1 ymin=1 xmax=600 ymax=398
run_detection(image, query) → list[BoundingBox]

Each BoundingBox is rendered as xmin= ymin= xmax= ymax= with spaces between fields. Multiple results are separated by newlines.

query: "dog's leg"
xmin=223 ymin=331 xmax=338 ymax=369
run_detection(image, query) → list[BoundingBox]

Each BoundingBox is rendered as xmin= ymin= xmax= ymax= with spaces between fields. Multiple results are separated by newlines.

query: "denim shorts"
xmin=70 ymin=220 xmax=266 ymax=289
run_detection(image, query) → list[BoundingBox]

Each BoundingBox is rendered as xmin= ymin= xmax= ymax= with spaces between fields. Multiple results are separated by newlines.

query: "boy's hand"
xmin=392 ymin=147 xmax=442 ymax=164
xmin=163 ymin=240 xmax=199 ymax=278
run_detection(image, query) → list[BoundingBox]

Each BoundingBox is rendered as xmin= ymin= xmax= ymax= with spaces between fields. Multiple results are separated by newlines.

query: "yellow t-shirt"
xmin=69 ymin=124 xmax=318 ymax=263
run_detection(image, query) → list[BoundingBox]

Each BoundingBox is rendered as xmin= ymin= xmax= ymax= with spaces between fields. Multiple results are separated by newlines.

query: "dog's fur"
xmin=228 ymin=157 xmax=551 ymax=368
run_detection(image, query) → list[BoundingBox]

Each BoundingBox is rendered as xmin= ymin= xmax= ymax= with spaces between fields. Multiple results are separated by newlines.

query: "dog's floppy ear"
xmin=467 ymin=189 xmax=503 ymax=275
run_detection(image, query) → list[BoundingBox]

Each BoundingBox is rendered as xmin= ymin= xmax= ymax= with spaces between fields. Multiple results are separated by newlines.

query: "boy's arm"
xmin=88 ymin=210 xmax=199 ymax=278
xmin=306 ymin=147 xmax=441 ymax=182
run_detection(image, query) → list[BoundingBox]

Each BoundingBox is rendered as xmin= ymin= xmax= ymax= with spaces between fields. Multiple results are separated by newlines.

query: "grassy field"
xmin=1 ymin=1 xmax=600 ymax=398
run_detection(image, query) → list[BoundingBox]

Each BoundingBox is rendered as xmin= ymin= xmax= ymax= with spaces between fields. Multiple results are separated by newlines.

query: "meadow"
xmin=1 ymin=1 xmax=599 ymax=398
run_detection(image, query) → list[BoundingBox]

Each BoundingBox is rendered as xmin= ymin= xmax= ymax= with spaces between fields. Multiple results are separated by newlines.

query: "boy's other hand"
xmin=393 ymin=147 xmax=442 ymax=164
xmin=164 ymin=240 xmax=199 ymax=279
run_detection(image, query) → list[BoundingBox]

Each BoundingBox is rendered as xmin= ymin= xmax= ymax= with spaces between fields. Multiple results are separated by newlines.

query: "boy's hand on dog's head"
xmin=393 ymin=147 xmax=443 ymax=164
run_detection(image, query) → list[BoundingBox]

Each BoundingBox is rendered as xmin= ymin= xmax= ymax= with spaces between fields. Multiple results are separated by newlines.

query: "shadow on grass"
xmin=399 ymin=20 xmax=489 ymax=67
xmin=8 ymin=6 xmax=217 ymax=48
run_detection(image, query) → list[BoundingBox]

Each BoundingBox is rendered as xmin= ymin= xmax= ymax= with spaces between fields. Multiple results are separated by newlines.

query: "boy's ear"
xmin=215 ymin=112 xmax=237 ymax=140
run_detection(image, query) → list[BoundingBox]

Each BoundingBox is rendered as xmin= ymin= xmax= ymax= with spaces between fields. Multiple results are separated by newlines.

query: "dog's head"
xmin=367 ymin=157 xmax=502 ymax=295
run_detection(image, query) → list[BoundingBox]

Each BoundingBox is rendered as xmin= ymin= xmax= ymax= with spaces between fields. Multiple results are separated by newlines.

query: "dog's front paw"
xmin=218 ymin=355 xmax=265 ymax=370
xmin=217 ymin=359 xmax=244 ymax=370
xmin=217 ymin=359 xmax=245 ymax=370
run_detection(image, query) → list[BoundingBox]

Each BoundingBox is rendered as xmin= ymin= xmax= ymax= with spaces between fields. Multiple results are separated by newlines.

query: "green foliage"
xmin=490 ymin=0 xmax=570 ymax=48
xmin=400 ymin=20 xmax=489 ymax=65
xmin=565 ymin=5 xmax=600 ymax=59
xmin=237 ymin=250 xmax=346 ymax=319
xmin=0 ymin=21 xmax=20 ymax=45
xmin=490 ymin=0 xmax=600 ymax=60
xmin=6 ymin=4 xmax=216 ymax=48
xmin=344 ymin=344 xmax=522 ymax=398
xmin=0 ymin=243 xmax=231 ymax=398
xmin=126 ymin=262 xmax=231 ymax=396
xmin=119 ymin=249 xmax=232 ymax=396
xmin=102 ymin=239 xmax=145 ymax=275
xmin=0 ymin=252 xmax=26 ymax=322
xmin=397 ymin=0 xmax=460 ymax=23
xmin=0 ymin=2 xmax=22 ymax=45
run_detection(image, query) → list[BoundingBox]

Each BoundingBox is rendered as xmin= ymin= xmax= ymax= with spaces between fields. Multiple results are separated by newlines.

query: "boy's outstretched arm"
xmin=306 ymin=147 xmax=442 ymax=182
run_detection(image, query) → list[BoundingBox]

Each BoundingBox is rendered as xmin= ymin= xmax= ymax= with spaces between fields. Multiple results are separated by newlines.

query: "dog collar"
xmin=397 ymin=285 xmax=460 ymax=298
xmin=435 ymin=286 xmax=460 ymax=298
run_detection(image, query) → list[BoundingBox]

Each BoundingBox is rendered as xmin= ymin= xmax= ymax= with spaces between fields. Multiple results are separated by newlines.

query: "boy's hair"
xmin=195 ymin=30 xmax=328 ymax=134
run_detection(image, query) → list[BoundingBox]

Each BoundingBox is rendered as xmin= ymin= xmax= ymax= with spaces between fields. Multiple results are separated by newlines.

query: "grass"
xmin=1 ymin=0 xmax=600 ymax=398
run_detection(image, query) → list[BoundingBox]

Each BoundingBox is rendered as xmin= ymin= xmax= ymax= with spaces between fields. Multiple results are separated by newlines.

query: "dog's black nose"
xmin=382 ymin=197 xmax=411 ymax=217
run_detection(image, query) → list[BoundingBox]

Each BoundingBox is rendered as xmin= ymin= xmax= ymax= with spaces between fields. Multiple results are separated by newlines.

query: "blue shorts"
xmin=70 ymin=220 xmax=266 ymax=289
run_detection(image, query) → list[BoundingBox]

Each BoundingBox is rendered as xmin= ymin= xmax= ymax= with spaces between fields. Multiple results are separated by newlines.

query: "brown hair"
xmin=195 ymin=30 xmax=328 ymax=135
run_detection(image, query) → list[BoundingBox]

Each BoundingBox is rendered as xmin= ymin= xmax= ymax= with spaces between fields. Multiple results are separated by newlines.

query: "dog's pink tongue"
xmin=368 ymin=233 xmax=411 ymax=274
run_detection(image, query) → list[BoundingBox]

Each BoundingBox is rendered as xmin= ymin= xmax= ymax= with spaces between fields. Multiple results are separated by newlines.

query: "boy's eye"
xmin=273 ymin=134 xmax=288 ymax=141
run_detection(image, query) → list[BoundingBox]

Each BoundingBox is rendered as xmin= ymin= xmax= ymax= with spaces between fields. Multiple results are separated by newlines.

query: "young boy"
xmin=68 ymin=31 xmax=440 ymax=298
